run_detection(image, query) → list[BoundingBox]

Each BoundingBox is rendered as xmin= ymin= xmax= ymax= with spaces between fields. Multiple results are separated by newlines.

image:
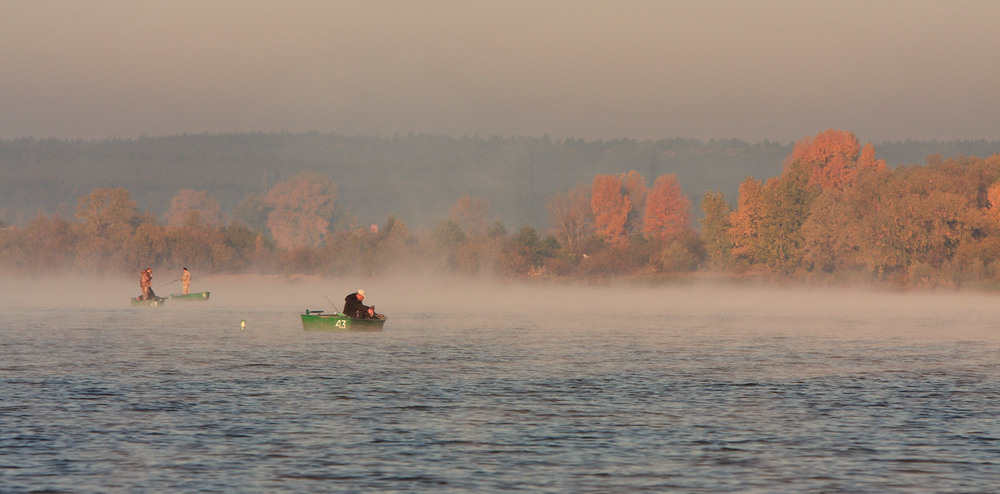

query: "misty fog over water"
xmin=2 ymin=276 xmax=999 ymax=491
xmin=5 ymin=1 xmax=1000 ymax=488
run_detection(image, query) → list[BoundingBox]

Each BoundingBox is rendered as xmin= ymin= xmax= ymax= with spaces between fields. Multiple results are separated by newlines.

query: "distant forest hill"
xmin=2 ymin=132 xmax=999 ymax=230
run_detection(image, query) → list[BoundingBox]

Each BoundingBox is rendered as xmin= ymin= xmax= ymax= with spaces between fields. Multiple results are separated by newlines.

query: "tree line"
xmin=5 ymin=131 xmax=999 ymax=231
xmin=2 ymin=129 xmax=1000 ymax=288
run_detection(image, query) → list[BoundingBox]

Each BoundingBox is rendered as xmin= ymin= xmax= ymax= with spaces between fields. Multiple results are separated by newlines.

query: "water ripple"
xmin=2 ymin=304 xmax=999 ymax=492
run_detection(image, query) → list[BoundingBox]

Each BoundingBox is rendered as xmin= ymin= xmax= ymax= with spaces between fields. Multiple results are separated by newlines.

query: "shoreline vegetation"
xmin=2 ymin=129 xmax=1000 ymax=291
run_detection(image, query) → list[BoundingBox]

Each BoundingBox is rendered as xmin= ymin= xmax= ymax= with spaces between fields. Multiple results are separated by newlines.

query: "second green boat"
xmin=170 ymin=291 xmax=211 ymax=302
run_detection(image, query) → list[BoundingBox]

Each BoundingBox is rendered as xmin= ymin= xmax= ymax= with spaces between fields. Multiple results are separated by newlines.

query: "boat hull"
xmin=131 ymin=296 xmax=167 ymax=307
xmin=170 ymin=291 xmax=211 ymax=302
xmin=300 ymin=310 xmax=386 ymax=331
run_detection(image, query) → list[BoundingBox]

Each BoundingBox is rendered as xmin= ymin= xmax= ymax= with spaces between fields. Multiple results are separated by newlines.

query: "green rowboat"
xmin=170 ymin=291 xmax=211 ymax=302
xmin=131 ymin=296 xmax=167 ymax=307
xmin=301 ymin=309 xmax=387 ymax=331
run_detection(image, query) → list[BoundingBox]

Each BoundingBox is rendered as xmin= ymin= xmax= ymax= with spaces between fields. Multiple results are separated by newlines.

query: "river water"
xmin=2 ymin=276 xmax=999 ymax=492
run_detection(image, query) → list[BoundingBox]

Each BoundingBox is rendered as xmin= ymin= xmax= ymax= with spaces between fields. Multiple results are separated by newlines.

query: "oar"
xmin=324 ymin=296 xmax=341 ymax=314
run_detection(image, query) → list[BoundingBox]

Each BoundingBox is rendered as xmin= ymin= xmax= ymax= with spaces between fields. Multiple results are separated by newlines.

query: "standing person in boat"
xmin=343 ymin=289 xmax=375 ymax=319
xmin=139 ymin=267 xmax=155 ymax=300
xmin=180 ymin=267 xmax=191 ymax=295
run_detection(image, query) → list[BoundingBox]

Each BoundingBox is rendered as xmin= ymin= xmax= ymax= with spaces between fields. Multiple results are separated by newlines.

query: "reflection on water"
xmin=2 ymin=279 xmax=999 ymax=492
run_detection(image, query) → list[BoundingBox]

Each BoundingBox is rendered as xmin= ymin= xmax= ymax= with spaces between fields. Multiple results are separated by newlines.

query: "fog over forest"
xmin=2 ymin=133 xmax=998 ymax=230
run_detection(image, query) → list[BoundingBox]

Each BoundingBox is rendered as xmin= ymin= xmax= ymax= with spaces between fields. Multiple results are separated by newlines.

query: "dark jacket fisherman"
xmin=139 ymin=268 xmax=155 ymax=300
xmin=343 ymin=289 xmax=374 ymax=319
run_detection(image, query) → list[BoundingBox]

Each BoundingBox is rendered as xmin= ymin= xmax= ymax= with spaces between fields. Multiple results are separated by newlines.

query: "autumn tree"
xmin=987 ymin=181 xmax=1000 ymax=221
xmin=855 ymin=161 xmax=987 ymax=284
xmin=591 ymin=174 xmax=631 ymax=244
xmin=165 ymin=221 xmax=233 ymax=272
xmin=790 ymin=129 xmax=886 ymax=190
xmin=727 ymin=178 xmax=765 ymax=268
xmin=799 ymin=184 xmax=867 ymax=275
xmin=76 ymin=188 xmax=139 ymax=238
xmin=164 ymin=189 xmax=224 ymax=226
xmin=857 ymin=142 xmax=885 ymax=172
xmin=7 ymin=215 xmax=77 ymax=274
xmin=265 ymin=171 xmax=337 ymax=249
xmin=127 ymin=223 xmax=170 ymax=270
xmin=798 ymin=155 xmax=997 ymax=285
xmin=75 ymin=188 xmax=143 ymax=272
xmin=641 ymin=174 xmax=691 ymax=241
xmin=449 ymin=196 xmax=492 ymax=236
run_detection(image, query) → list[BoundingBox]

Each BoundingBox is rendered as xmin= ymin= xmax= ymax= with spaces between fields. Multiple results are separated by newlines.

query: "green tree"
xmin=621 ymin=170 xmax=648 ymax=236
xmin=372 ymin=215 xmax=418 ymax=273
xmin=757 ymin=159 xmax=820 ymax=274
xmin=434 ymin=218 xmax=466 ymax=246
xmin=233 ymin=192 xmax=272 ymax=235
xmin=433 ymin=218 xmax=467 ymax=271
xmin=699 ymin=191 xmax=732 ymax=269
xmin=221 ymin=221 xmax=266 ymax=271
xmin=498 ymin=225 xmax=556 ymax=276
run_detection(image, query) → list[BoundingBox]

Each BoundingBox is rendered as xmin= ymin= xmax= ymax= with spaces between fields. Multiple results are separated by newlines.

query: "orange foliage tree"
xmin=799 ymin=175 xmax=875 ymax=274
xmin=591 ymin=174 xmax=632 ymax=244
xmin=265 ymin=171 xmax=337 ymax=249
xmin=988 ymin=181 xmax=1000 ymax=222
xmin=10 ymin=215 xmax=77 ymax=273
xmin=727 ymin=178 xmax=765 ymax=267
xmin=449 ymin=196 xmax=492 ymax=236
xmin=857 ymin=162 xmax=986 ymax=282
xmin=789 ymin=129 xmax=886 ymax=190
xmin=164 ymin=189 xmax=225 ymax=226
xmin=641 ymin=174 xmax=691 ymax=241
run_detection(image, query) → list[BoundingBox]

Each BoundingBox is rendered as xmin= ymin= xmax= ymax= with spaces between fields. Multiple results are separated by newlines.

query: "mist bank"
xmin=2 ymin=132 xmax=998 ymax=229
xmin=4 ymin=273 xmax=999 ymax=343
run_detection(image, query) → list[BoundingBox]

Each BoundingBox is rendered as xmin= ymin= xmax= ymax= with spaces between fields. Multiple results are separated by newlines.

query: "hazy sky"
xmin=2 ymin=0 xmax=998 ymax=143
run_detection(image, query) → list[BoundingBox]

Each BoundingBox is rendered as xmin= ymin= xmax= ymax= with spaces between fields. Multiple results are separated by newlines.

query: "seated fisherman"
xmin=343 ymin=289 xmax=375 ymax=319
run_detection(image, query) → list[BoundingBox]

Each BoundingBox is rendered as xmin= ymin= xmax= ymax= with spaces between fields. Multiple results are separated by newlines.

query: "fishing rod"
xmin=324 ymin=296 xmax=341 ymax=314
xmin=158 ymin=278 xmax=180 ymax=288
